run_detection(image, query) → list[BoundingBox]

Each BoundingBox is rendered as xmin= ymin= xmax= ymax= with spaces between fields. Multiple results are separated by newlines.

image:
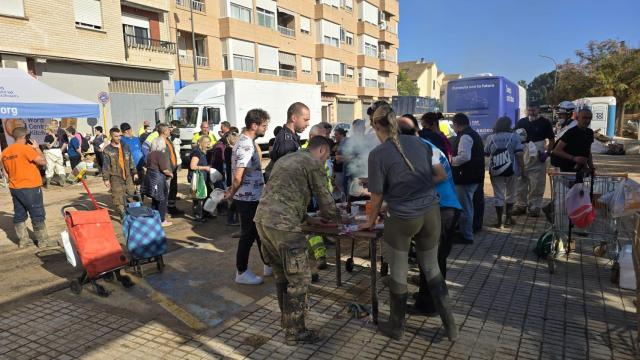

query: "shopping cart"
xmin=546 ymin=170 xmax=628 ymax=274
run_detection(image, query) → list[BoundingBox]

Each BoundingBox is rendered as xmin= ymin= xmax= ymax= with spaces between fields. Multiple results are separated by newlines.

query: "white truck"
xmin=164 ymin=78 xmax=322 ymax=160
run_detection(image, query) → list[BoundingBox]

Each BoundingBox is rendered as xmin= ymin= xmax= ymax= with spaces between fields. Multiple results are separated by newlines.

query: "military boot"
xmin=14 ymin=222 xmax=33 ymax=248
xmin=379 ymin=292 xmax=408 ymax=340
xmin=34 ymin=222 xmax=56 ymax=248
xmin=282 ymin=291 xmax=320 ymax=345
xmin=428 ymin=276 xmax=459 ymax=342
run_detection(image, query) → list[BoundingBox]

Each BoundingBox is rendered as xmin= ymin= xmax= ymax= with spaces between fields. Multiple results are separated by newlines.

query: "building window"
xmin=340 ymin=0 xmax=353 ymax=12
xmin=123 ymin=24 xmax=149 ymax=45
xmin=301 ymin=57 xmax=312 ymax=74
xmin=365 ymin=78 xmax=377 ymax=87
xmin=74 ymin=0 xmax=103 ymax=29
xmin=230 ymin=3 xmax=251 ymax=23
xmin=233 ymin=55 xmax=255 ymax=72
xmin=300 ymin=16 xmax=311 ymax=35
xmin=325 ymin=74 xmax=339 ymax=83
xmin=340 ymin=28 xmax=353 ymax=44
xmin=364 ymin=42 xmax=378 ymax=58
xmin=223 ymin=55 xmax=229 ymax=70
xmin=346 ymin=66 xmax=354 ymax=79
xmin=0 ymin=0 xmax=24 ymax=17
xmin=323 ymin=35 xmax=339 ymax=47
xmin=433 ymin=80 xmax=436 ymax=90
xmin=257 ymin=8 xmax=275 ymax=29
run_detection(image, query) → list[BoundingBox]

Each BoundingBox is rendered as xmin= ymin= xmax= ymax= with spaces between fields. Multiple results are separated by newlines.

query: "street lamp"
xmin=190 ymin=0 xmax=198 ymax=81
xmin=539 ymin=54 xmax=558 ymax=92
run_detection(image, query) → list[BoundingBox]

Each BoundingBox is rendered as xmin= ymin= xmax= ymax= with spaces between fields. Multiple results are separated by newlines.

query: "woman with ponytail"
xmin=361 ymin=101 xmax=458 ymax=342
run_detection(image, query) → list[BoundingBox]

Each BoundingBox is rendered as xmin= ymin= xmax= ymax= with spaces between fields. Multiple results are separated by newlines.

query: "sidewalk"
xmin=0 ymin=154 xmax=639 ymax=359
xmin=0 ymin=211 xmax=636 ymax=359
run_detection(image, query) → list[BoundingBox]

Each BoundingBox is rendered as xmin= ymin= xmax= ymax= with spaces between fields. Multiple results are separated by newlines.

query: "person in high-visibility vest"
xmin=192 ymin=122 xmax=217 ymax=149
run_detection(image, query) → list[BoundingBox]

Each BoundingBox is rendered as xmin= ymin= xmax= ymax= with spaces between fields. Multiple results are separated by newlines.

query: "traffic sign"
xmin=97 ymin=91 xmax=110 ymax=105
xmin=87 ymin=117 xmax=98 ymax=126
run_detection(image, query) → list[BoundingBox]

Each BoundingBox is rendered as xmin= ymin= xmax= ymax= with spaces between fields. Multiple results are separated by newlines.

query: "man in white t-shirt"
xmin=224 ymin=109 xmax=270 ymax=285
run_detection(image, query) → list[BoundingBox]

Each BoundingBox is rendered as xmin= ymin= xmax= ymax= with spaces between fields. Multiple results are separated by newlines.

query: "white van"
xmin=164 ymin=78 xmax=322 ymax=159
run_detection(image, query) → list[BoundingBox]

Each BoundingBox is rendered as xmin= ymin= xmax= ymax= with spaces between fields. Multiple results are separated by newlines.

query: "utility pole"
xmin=190 ymin=0 xmax=198 ymax=81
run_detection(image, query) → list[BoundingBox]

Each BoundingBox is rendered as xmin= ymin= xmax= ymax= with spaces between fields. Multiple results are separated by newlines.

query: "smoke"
xmin=342 ymin=129 xmax=380 ymax=195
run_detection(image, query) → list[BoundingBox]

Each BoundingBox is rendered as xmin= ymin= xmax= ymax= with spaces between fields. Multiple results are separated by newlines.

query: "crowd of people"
xmin=0 ymin=97 xmax=596 ymax=345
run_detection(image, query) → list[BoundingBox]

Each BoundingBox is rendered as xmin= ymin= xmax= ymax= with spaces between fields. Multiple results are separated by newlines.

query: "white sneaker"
xmin=263 ymin=265 xmax=273 ymax=277
xmin=235 ymin=270 xmax=263 ymax=285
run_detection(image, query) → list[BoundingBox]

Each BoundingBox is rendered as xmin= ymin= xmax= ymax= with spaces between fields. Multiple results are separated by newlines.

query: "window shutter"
xmin=122 ymin=13 xmax=150 ymax=29
xmin=301 ymin=57 xmax=312 ymax=72
xmin=278 ymin=52 xmax=296 ymax=67
xmin=300 ymin=16 xmax=311 ymax=32
xmin=0 ymin=0 xmax=24 ymax=17
xmin=258 ymin=44 xmax=279 ymax=71
xmin=231 ymin=39 xmax=255 ymax=57
xmin=256 ymin=0 xmax=276 ymax=13
xmin=74 ymin=0 xmax=103 ymax=28
xmin=231 ymin=0 xmax=252 ymax=9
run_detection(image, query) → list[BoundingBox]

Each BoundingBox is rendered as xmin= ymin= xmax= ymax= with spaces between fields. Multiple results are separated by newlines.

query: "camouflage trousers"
xmin=256 ymin=223 xmax=310 ymax=334
xmin=109 ymin=175 xmax=136 ymax=217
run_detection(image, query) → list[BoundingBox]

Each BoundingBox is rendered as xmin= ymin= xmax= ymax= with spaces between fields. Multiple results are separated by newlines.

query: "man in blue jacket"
xmin=120 ymin=122 xmax=145 ymax=182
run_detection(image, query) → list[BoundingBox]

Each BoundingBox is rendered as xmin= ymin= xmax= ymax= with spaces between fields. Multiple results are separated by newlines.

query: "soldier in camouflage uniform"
xmin=254 ymin=136 xmax=340 ymax=345
xmin=102 ymin=127 xmax=137 ymax=217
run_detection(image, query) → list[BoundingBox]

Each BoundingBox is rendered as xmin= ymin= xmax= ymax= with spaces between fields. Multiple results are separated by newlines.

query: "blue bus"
xmin=446 ymin=76 xmax=524 ymax=136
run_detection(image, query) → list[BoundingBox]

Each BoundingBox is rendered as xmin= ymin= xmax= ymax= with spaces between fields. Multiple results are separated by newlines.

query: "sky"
xmin=398 ymin=0 xmax=640 ymax=83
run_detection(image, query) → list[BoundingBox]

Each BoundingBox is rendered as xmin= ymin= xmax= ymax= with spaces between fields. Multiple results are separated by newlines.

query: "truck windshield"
xmin=166 ymin=107 xmax=198 ymax=128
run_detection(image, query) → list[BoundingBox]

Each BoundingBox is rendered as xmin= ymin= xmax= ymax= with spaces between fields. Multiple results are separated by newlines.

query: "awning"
xmin=278 ymin=52 xmax=296 ymax=66
xmin=0 ymin=68 xmax=100 ymax=119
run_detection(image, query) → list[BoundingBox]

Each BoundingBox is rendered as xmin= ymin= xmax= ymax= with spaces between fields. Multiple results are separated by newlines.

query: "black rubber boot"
xmin=427 ymin=276 xmax=459 ymax=342
xmin=493 ymin=206 xmax=503 ymax=229
xmin=379 ymin=292 xmax=408 ymax=340
xmin=505 ymin=204 xmax=516 ymax=226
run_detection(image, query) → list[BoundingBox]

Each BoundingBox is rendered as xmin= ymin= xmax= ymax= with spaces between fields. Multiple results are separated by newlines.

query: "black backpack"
xmin=80 ymin=136 xmax=90 ymax=153
xmin=489 ymin=140 xmax=514 ymax=177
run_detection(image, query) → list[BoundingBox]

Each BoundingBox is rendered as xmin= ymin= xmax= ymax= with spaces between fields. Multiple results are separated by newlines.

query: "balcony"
xmin=357 ymin=86 xmax=378 ymax=97
xmin=279 ymin=68 xmax=297 ymax=79
xmin=220 ymin=18 xmax=278 ymax=47
xmin=357 ymin=54 xmax=378 ymax=68
xmin=380 ymin=0 xmax=399 ymax=17
xmin=125 ymin=0 xmax=170 ymax=11
xmin=178 ymin=54 xmax=209 ymax=68
xmin=378 ymin=55 xmax=398 ymax=73
xmin=320 ymin=82 xmax=344 ymax=95
xmin=314 ymin=3 xmax=342 ymax=24
xmin=175 ymin=0 xmax=206 ymax=13
xmin=379 ymin=29 xmax=398 ymax=45
xmin=378 ymin=83 xmax=396 ymax=98
xmin=357 ymin=21 xmax=379 ymax=37
xmin=124 ymin=34 xmax=176 ymax=54
xmin=278 ymin=25 xmax=295 ymax=38
xmin=315 ymin=44 xmax=342 ymax=61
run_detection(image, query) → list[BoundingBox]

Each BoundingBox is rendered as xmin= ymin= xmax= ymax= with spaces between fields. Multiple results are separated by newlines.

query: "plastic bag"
xmin=565 ymin=182 xmax=595 ymax=228
xmin=191 ymin=171 xmax=208 ymax=199
xmin=609 ymin=179 xmax=640 ymax=218
xmin=209 ymin=168 xmax=223 ymax=185
xmin=61 ymin=231 xmax=78 ymax=267
xmin=203 ymin=189 xmax=225 ymax=214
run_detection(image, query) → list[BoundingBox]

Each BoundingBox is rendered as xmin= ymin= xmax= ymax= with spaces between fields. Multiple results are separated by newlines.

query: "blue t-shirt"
xmin=419 ymin=138 xmax=462 ymax=210
xmin=121 ymin=136 xmax=144 ymax=169
xmin=68 ymin=137 xmax=80 ymax=157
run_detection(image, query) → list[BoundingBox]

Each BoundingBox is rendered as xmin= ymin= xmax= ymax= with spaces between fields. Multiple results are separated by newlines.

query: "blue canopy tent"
xmin=0 ymin=68 xmax=99 ymax=119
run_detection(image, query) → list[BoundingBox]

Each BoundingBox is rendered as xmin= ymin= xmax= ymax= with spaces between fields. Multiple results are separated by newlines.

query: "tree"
xmin=577 ymin=40 xmax=640 ymax=134
xmin=397 ymin=70 xmax=419 ymax=96
xmin=527 ymin=71 xmax=555 ymax=106
xmin=517 ymin=80 xmax=527 ymax=88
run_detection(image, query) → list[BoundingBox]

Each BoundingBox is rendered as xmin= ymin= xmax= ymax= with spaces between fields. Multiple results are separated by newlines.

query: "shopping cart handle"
xmin=74 ymin=169 xmax=87 ymax=180
xmin=61 ymin=204 xmax=89 ymax=216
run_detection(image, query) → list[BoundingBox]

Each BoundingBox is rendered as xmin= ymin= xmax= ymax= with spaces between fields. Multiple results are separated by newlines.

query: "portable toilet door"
xmin=574 ymin=96 xmax=617 ymax=137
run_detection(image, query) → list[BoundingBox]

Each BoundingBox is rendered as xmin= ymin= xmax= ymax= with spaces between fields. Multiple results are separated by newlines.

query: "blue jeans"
xmin=455 ymin=183 xmax=479 ymax=241
xmin=10 ymin=187 xmax=46 ymax=224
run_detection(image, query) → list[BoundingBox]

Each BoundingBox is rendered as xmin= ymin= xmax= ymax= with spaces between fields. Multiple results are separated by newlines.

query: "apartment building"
xmin=0 ymin=0 xmax=176 ymax=134
xmin=170 ymin=0 xmax=400 ymax=123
